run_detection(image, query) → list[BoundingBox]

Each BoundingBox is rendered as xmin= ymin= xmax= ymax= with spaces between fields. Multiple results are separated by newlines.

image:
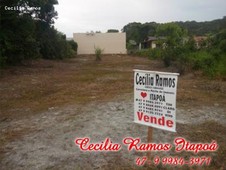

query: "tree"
xmin=0 ymin=0 xmax=76 ymax=67
xmin=0 ymin=0 xmax=40 ymax=65
xmin=107 ymin=29 xmax=119 ymax=33
xmin=156 ymin=23 xmax=187 ymax=47
xmin=122 ymin=22 xmax=142 ymax=43
xmin=122 ymin=16 xmax=226 ymax=45
xmin=176 ymin=16 xmax=226 ymax=36
xmin=122 ymin=22 xmax=157 ymax=44
xmin=68 ymin=40 xmax=78 ymax=52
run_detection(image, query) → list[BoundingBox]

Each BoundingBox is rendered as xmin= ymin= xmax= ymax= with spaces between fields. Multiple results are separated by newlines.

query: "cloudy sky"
xmin=54 ymin=0 xmax=226 ymax=37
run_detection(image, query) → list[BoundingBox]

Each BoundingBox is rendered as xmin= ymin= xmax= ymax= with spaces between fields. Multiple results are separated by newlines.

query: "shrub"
xmin=215 ymin=55 xmax=226 ymax=77
xmin=136 ymin=48 xmax=163 ymax=60
xmin=136 ymin=49 xmax=148 ymax=57
xmin=68 ymin=40 xmax=78 ymax=52
xmin=94 ymin=47 xmax=103 ymax=61
xmin=148 ymin=48 xmax=163 ymax=59
xmin=192 ymin=51 xmax=214 ymax=69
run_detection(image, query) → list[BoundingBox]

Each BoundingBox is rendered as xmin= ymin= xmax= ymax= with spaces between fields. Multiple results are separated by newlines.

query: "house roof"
xmin=193 ymin=36 xmax=207 ymax=42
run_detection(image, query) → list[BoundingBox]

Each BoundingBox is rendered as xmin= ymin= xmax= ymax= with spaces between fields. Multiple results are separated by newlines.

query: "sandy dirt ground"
xmin=0 ymin=55 xmax=225 ymax=169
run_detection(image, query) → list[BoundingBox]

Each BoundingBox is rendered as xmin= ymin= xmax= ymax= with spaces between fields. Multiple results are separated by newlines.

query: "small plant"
xmin=94 ymin=46 xmax=103 ymax=61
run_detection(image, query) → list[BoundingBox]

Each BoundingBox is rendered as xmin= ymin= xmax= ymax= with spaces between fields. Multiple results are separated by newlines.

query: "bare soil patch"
xmin=0 ymin=55 xmax=225 ymax=169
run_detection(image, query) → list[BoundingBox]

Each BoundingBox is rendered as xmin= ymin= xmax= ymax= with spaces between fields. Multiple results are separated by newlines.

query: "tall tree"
xmin=156 ymin=23 xmax=187 ymax=47
xmin=122 ymin=22 xmax=157 ymax=43
xmin=0 ymin=0 xmax=68 ymax=66
xmin=0 ymin=0 xmax=40 ymax=64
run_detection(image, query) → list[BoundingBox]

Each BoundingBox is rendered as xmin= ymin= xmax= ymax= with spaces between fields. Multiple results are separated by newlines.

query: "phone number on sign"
xmin=137 ymin=156 xmax=212 ymax=166
xmin=152 ymin=156 xmax=211 ymax=166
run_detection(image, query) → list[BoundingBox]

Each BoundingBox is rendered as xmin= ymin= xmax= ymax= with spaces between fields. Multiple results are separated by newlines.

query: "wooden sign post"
xmin=147 ymin=127 xmax=153 ymax=162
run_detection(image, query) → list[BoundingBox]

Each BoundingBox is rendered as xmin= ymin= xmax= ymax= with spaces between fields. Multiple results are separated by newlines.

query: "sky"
xmin=54 ymin=0 xmax=226 ymax=37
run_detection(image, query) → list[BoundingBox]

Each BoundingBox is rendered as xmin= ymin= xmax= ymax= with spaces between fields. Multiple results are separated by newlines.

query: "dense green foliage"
xmin=136 ymin=23 xmax=226 ymax=78
xmin=156 ymin=23 xmax=188 ymax=47
xmin=123 ymin=18 xmax=226 ymax=78
xmin=122 ymin=22 xmax=157 ymax=44
xmin=107 ymin=29 xmax=119 ymax=33
xmin=122 ymin=17 xmax=226 ymax=44
xmin=176 ymin=17 xmax=226 ymax=36
xmin=0 ymin=0 xmax=77 ymax=67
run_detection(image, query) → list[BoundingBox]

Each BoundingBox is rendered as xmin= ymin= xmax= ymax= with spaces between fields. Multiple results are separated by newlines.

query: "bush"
xmin=148 ymin=48 xmax=163 ymax=59
xmin=37 ymin=27 xmax=77 ymax=60
xmin=94 ymin=47 xmax=103 ymax=61
xmin=136 ymin=29 xmax=226 ymax=78
xmin=160 ymin=47 xmax=184 ymax=67
xmin=136 ymin=49 xmax=148 ymax=57
xmin=136 ymin=48 xmax=163 ymax=59
xmin=68 ymin=40 xmax=78 ymax=52
xmin=215 ymin=55 xmax=226 ymax=77
xmin=192 ymin=51 xmax=215 ymax=68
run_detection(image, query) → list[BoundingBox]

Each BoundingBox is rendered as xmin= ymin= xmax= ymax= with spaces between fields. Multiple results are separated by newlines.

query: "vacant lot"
xmin=0 ymin=55 xmax=225 ymax=169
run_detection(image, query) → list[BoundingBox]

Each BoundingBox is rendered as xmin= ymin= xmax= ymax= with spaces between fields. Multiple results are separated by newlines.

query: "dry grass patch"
xmin=0 ymin=55 xmax=149 ymax=119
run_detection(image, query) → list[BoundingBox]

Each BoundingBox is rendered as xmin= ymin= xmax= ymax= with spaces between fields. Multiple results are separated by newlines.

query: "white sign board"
xmin=134 ymin=70 xmax=179 ymax=132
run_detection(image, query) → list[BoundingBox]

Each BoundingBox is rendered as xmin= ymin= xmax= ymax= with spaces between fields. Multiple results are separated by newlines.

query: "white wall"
xmin=73 ymin=33 xmax=127 ymax=55
xmin=151 ymin=42 xmax=156 ymax=49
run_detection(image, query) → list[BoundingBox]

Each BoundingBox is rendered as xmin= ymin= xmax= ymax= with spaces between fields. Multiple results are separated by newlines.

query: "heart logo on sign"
xmin=140 ymin=92 xmax=147 ymax=98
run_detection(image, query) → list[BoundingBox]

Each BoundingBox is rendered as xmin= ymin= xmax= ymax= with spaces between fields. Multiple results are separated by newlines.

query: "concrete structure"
xmin=73 ymin=32 xmax=127 ymax=55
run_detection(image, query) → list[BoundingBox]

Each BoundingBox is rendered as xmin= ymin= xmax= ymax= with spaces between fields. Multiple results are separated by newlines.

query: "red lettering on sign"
xmin=137 ymin=112 xmax=174 ymax=128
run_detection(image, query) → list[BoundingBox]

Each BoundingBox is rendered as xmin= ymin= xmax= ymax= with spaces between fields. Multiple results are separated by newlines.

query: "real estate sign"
xmin=134 ymin=70 xmax=179 ymax=132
